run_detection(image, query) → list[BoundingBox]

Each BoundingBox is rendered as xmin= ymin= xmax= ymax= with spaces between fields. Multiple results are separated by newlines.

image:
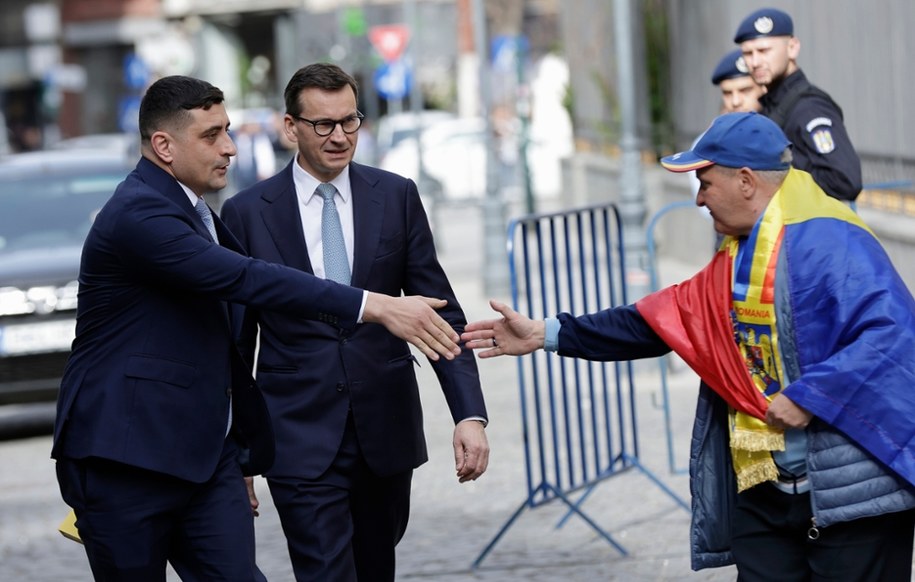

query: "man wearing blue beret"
xmin=735 ymin=7 xmax=862 ymax=202
xmin=463 ymin=113 xmax=915 ymax=581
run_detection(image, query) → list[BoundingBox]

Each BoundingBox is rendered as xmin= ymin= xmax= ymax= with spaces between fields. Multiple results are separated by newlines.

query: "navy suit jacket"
xmin=221 ymin=161 xmax=487 ymax=479
xmin=52 ymin=157 xmax=365 ymax=483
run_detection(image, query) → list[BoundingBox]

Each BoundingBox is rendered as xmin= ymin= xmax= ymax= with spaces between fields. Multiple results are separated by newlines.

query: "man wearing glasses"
xmin=221 ymin=63 xmax=490 ymax=582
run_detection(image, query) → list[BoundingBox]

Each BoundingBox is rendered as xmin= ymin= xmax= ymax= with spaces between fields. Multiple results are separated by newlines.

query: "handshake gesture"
xmin=460 ymin=300 xmax=546 ymax=357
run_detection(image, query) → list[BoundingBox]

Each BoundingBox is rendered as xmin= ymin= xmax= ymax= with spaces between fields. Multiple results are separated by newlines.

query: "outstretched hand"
xmin=461 ymin=300 xmax=545 ymax=358
xmin=363 ymin=293 xmax=460 ymax=361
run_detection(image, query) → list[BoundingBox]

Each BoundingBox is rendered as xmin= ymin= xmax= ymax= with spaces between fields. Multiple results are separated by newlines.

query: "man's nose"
xmin=223 ymin=134 xmax=238 ymax=156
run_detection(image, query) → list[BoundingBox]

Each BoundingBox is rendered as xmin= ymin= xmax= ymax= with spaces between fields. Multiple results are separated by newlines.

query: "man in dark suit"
xmin=221 ymin=63 xmax=490 ymax=582
xmin=52 ymin=75 xmax=464 ymax=581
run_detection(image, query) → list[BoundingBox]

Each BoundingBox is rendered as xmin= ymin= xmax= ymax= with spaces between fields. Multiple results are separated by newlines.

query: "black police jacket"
xmin=761 ymin=70 xmax=862 ymax=201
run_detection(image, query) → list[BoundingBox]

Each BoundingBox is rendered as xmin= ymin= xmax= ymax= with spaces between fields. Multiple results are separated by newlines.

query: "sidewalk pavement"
xmin=0 ymin=201 xmax=738 ymax=581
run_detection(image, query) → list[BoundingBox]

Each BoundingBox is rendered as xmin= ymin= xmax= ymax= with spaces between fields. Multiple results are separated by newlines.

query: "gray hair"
xmin=717 ymin=147 xmax=792 ymax=184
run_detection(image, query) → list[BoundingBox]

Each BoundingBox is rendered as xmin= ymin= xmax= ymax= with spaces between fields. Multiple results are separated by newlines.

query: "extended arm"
xmin=462 ymin=300 xmax=669 ymax=361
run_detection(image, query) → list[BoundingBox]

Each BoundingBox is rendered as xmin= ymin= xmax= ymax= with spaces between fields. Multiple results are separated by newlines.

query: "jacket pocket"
xmin=257 ymin=364 xmax=299 ymax=374
xmin=387 ymin=352 xmax=419 ymax=367
xmin=124 ymin=354 xmax=196 ymax=388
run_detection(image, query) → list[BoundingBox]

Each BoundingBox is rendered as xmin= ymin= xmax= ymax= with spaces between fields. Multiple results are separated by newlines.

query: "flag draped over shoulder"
xmin=636 ymin=168 xmax=915 ymax=490
xmin=635 ymin=252 xmax=768 ymax=420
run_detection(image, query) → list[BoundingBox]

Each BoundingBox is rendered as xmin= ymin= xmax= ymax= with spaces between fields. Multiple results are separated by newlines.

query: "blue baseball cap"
xmin=734 ymin=8 xmax=794 ymax=43
xmin=711 ymin=49 xmax=751 ymax=85
xmin=661 ymin=112 xmax=791 ymax=173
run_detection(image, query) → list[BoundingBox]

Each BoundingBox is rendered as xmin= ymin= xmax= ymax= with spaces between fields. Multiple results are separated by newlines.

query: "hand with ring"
xmin=461 ymin=300 xmax=546 ymax=358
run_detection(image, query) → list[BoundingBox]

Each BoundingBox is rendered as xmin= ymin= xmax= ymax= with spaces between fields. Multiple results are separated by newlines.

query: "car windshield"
xmin=0 ymin=172 xmax=121 ymax=254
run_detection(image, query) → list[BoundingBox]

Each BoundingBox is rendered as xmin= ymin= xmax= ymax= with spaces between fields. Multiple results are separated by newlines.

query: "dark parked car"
xmin=0 ymin=149 xmax=133 ymax=409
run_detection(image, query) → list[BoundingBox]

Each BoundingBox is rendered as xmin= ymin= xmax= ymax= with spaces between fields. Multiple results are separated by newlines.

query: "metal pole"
xmin=612 ymin=0 xmax=649 ymax=298
xmin=472 ymin=0 xmax=509 ymax=295
xmin=516 ymin=40 xmax=535 ymax=214
xmin=403 ymin=0 xmax=439 ymax=236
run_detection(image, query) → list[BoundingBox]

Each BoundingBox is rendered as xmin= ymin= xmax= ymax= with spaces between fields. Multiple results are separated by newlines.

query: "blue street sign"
xmin=374 ymin=60 xmax=412 ymax=100
xmin=491 ymin=35 xmax=529 ymax=72
xmin=123 ymin=54 xmax=150 ymax=90
xmin=118 ymin=95 xmax=141 ymax=133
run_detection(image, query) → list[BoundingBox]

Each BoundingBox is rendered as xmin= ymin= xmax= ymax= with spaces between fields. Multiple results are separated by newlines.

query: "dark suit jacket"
xmin=52 ymin=157 xmax=364 ymax=483
xmin=220 ymin=161 xmax=487 ymax=479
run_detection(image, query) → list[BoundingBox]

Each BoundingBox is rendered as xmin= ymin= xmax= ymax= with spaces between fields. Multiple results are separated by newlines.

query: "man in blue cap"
xmin=735 ymin=7 xmax=862 ymax=202
xmin=711 ymin=48 xmax=764 ymax=114
xmin=462 ymin=112 xmax=915 ymax=580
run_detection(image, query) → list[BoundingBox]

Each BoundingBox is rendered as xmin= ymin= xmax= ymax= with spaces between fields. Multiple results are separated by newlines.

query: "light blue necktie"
xmin=317 ymin=183 xmax=351 ymax=285
xmin=194 ymin=198 xmax=219 ymax=243
xmin=194 ymin=197 xmax=230 ymax=432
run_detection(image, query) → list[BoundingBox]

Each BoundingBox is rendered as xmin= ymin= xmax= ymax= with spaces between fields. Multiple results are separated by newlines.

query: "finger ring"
xmin=492 ymin=338 xmax=498 ymax=347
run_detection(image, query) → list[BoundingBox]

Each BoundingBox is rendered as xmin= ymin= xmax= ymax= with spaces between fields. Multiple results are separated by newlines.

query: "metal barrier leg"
xmin=472 ymin=480 xmax=632 ymax=570
xmin=547 ymin=484 xmax=629 ymax=556
xmin=654 ymin=359 xmax=689 ymax=475
xmin=471 ymin=498 xmax=531 ymax=570
xmin=622 ymin=453 xmax=690 ymax=512
xmin=554 ymin=483 xmax=597 ymax=529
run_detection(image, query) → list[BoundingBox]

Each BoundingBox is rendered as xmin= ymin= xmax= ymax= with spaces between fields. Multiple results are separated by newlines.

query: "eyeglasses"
xmin=292 ymin=112 xmax=364 ymax=137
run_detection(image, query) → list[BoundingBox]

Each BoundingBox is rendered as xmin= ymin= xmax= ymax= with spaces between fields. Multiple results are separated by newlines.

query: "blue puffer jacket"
xmin=688 ymin=246 xmax=915 ymax=571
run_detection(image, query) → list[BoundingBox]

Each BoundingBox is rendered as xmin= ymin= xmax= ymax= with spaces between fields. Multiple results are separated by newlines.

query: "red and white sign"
xmin=368 ymin=24 xmax=410 ymax=63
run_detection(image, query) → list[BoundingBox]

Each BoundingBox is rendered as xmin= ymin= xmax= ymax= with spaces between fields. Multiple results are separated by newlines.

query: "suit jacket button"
xmin=336 ymin=383 xmax=345 ymax=392
xmin=226 ymin=388 xmax=232 ymax=397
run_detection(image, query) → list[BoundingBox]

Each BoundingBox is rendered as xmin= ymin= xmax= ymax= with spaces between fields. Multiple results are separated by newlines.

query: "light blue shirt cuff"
xmin=459 ymin=416 xmax=488 ymax=428
xmin=544 ymin=317 xmax=560 ymax=352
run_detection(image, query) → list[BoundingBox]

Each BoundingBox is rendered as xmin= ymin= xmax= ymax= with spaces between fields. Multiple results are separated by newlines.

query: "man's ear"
xmin=787 ymin=36 xmax=801 ymax=61
xmin=737 ymin=167 xmax=757 ymax=199
xmin=282 ymin=115 xmax=298 ymax=145
xmin=149 ymin=131 xmax=174 ymax=164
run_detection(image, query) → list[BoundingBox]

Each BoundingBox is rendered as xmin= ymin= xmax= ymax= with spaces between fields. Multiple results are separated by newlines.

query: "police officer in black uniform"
xmin=735 ymin=8 xmax=862 ymax=201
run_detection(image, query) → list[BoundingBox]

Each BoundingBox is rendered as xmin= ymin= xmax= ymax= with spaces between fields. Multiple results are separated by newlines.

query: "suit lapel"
xmin=261 ymin=163 xmax=314 ymax=273
xmin=349 ymin=163 xmax=384 ymax=289
xmin=137 ymin=158 xmax=212 ymax=241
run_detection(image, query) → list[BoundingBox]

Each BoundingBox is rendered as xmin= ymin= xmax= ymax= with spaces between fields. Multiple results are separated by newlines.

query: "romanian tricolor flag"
xmin=635 ymin=249 xmax=768 ymax=420
xmin=636 ymin=169 xmax=915 ymax=489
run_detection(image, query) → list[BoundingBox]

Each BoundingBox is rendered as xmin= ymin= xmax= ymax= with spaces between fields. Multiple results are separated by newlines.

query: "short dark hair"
xmin=138 ymin=76 xmax=225 ymax=141
xmin=284 ymin=63 xmax=359 ymax=117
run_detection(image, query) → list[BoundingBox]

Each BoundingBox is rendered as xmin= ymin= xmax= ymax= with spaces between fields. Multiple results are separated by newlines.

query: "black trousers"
xmin=732 ymin=482 xmax=915 ymax=582
xmin=268 ymin=414 xmax=412 ymax=582
xmin=56 ymin=438 xmax=264 ymax=582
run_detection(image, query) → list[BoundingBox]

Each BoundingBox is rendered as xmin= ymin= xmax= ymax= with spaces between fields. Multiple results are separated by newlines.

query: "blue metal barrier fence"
xmin=472 ymin=202 xmax=688 ymax=570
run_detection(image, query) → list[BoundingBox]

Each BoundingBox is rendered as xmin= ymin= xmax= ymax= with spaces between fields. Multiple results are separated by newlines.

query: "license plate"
xmin=0 ymin=319 xmax=76 ymax=356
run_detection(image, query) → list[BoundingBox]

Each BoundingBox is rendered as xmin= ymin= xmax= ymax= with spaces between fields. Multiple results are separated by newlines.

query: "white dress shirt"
xmin=291 ymin=161 xmax=355 ymax=278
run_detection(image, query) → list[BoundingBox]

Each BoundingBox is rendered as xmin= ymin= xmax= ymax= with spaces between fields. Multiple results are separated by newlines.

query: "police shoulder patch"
xmin=805 ymin=117 xmax=833 ymax=132
xmin=811 ymin=128 xmax=836 ymax=154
